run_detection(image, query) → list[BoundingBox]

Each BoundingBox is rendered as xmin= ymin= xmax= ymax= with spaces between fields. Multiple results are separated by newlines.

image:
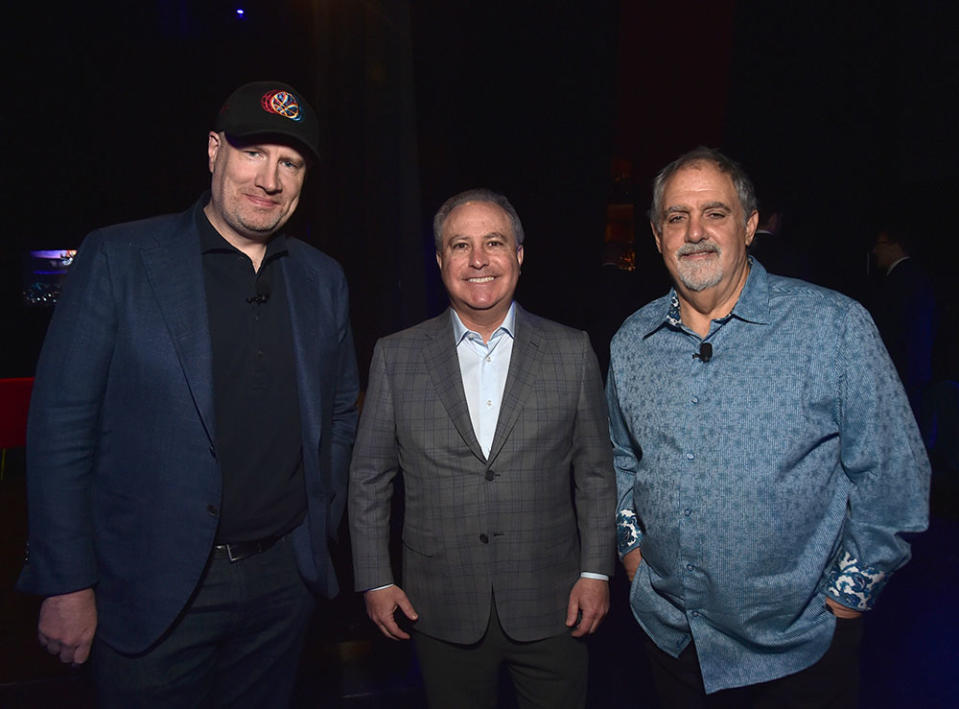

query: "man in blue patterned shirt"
xmin=607 ymin=147 xmax=930 ymax=705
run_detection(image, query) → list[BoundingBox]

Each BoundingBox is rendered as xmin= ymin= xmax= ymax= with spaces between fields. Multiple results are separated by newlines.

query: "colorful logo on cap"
xmin=260 ymin=89 xmax=303 ymax=122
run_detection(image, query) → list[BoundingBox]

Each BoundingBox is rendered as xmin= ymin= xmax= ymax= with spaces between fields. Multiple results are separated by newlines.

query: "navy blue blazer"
xmin=17 ymin=198 xmax=359 ymax=654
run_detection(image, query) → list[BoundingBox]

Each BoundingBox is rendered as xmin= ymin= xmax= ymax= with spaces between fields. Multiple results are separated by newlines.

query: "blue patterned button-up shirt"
xmin=607 ymin=260 xmax=930 ymax=693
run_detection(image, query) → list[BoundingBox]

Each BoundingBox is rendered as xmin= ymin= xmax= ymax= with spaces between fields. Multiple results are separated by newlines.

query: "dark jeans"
xmin=413 ymin=600 xmax=587 ymax=709
xmin=93 ymin=534 xmax=315 ymax=708
xmin=644 ymin=616 xmax=863 ymax=709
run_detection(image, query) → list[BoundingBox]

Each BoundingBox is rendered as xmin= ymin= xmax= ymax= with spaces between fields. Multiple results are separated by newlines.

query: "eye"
xmin=667 ymin=214 xmax=685 ymax=224
xmin=707 ymin=211 xmax=727 ymax=219
xmin=450 ymin=242 xmax=468 ymax=250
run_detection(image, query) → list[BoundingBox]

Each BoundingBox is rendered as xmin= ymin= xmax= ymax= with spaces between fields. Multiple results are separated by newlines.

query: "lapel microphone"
xmin=693 ymin=342 xmax=713 ymax=363
xmin=246 ymin=280 xmax=271 ymax=305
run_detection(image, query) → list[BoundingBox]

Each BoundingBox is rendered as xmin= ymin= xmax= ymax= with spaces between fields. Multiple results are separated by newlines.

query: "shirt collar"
xmin=644 ymin=257 xmax=771 ymax=337
xmin=451 ymin=302 xmax=516 ymax=345
xmin=196 ymin=195 xmax=288 ymax=260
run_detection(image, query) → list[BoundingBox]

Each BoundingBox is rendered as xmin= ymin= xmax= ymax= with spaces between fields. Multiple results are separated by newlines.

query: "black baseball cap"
xmin=214 ymin=81 xmax=320 ymax=160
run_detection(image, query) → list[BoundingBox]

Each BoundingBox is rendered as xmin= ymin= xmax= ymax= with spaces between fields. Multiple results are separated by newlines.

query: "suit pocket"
xmin=401 ymin=532 xmax=438 ymax=558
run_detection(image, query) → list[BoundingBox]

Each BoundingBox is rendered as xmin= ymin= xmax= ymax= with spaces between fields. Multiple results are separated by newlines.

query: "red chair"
xmin=0 ymin=377 xmax=33 ymax=479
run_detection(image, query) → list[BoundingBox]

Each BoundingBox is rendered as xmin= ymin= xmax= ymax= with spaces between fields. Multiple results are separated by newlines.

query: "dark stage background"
xmin=5 ymin=0 xmax=956 ymax=382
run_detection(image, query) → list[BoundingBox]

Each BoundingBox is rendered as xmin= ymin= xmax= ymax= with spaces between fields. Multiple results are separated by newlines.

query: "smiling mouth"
xmin=679 ymin=249 xmax=718 ymax=260
xmin=467 ymin=276 xmax=495 ymax=283
xmin=244 ymin=194 xmax=279 ymax=208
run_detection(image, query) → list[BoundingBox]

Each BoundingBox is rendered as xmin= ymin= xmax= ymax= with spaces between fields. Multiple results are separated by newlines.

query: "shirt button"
xmin=683 ymin=508 xmax=692 ymax=517
xmin=691 ymin=396 xmax=699 ymax=404
xmin=691 ymin=610 xmax=701 ymax=618
xmin=685 ymin=453 xmax=694 ymax=460
xmin=686 ymin=563 xmax=695 ymax=572
xmin=486 ymin=356 xmax=492 ymax=362
xmin=479 ymin=534 xmax=489 ymax=544
xmin=486 ymin=400 xmax=492 ymax=407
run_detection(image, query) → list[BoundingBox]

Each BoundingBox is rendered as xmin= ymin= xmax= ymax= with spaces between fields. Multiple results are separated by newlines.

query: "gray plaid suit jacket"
xmin=349 ymin=305 xmax=615 ymax=644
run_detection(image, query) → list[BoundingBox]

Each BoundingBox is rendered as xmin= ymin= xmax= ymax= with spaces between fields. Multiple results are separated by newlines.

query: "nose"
xmin=255 ymin=161 xmax=282 ymax=194
xmin=686 ymin=214 xmax=706 ymax=242
xmin=470 ymin=244 xmax=490 ymax=268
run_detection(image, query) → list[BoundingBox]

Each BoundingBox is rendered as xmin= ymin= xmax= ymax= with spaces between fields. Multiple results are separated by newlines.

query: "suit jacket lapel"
xmin=423 ymin=311 xmax=486 ymax=461
xmin=281 ymin=250 xmax=322 ymax=448
xmin=487 ymin=305 xmax=542 ymax=464
xmin=140 ymin=204 xmax=216 ymax=444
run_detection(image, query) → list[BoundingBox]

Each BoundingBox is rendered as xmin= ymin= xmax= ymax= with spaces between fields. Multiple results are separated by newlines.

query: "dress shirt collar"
xmin=644 ymin=257 xmax=772 ymax=338
xmin=450 ymin=302 xmax=517 ymax=345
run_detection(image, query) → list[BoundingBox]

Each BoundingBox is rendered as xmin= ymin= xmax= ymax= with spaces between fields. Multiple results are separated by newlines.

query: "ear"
xmin=435 ymin=251 xmax=443 ymax=270
xmin=207 ymin=131 xmax=221 ymax=173
xmin=744 ymin=210 xmax=759 ymax=247
xmin=651 ymin=221 xmax=663 ymax=254
xmin=516 ymin=244 xmax=524 ymax=267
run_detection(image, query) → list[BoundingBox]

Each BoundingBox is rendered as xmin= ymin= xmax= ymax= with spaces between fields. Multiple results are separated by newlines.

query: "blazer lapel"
xmin=423 ymin=311 xmax=486 ymax=461
xmin=281 ymin=251 xmax=322 ymax=445
xmin=487 ymin=306 xmax=543 ymax=464
xmin=139 ymin=205 xmax=216 ymax=444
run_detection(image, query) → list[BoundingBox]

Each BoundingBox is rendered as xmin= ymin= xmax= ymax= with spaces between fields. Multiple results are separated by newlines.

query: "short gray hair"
xmin=432 ymin=188 xmax=525 ymax=250
xmin=650 ymin=147 xmax=757 ymax=235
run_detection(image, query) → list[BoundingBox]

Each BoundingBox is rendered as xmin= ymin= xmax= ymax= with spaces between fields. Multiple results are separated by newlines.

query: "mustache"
xmin=676 ymin=243 xmax=720 ymax=257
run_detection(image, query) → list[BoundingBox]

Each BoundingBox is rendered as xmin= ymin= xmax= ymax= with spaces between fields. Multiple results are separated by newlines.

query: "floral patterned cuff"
xmin=824 ymin=551 xmax=888 ymax=611
xmin=617 ymin=509 xmax=642 ymax=557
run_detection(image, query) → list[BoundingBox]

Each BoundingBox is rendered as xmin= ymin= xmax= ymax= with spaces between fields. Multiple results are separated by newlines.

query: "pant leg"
xmin=93 ymin=535 xmax=314 ymax=709
xmin=642 ymin=633 xmax=749 ymax=709
xmin=92 ymin=555 xmax=230 ymax=708
xmin=502 ymin=627 xmax=587 ymax=709
xmin=214 ymin=534 xmax=315 ymax=709
xmin=413 ymin=622 xmax=501 ymax=709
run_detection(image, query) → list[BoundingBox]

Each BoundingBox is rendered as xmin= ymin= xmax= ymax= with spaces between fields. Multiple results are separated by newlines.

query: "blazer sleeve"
xmin=17 ymin=232 xmax=116 ymax=596
xmin=570 ymin=331 xmax=617 ymax=577
xmin=348 ymin=340 xmax=399 ymax=590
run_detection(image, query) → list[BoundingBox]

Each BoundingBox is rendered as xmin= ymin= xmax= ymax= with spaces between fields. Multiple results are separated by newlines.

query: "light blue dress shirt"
xmin=607 ymin=259 xmax=930 ymax=693
xmin=451 ymin=306 xmax=516 ymax=458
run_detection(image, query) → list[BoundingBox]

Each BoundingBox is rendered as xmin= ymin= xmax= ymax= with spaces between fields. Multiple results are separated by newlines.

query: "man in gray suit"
xmin=349 ymin=188 xmax=616 ymax=708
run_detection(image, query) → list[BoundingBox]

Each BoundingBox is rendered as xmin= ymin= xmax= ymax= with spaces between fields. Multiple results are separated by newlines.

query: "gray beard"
xmin=675 ymin=245 xmax=723 ymax=292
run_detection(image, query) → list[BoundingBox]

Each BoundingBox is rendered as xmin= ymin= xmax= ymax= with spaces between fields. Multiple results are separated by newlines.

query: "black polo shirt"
xmin=197 ymin=206 xmax=305 ymax=543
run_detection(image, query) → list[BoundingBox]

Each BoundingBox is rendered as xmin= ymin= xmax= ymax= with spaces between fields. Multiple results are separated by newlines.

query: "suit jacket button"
xmin=207 ymin=504 xmax=218 ymax=516
xmin=479 ymin=534 xmax=489 ymax=544
xmin=485 ymin=470 xmax=495 ymax=481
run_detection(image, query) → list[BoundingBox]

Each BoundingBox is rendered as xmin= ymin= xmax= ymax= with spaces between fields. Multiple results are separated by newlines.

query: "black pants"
xmin=413 ymin=600 xmax=588 ymax=709
xmin=644 ymin=616 xmax=863 ymax=709
xmin=93 ymin=534 xmax=315 ymax=708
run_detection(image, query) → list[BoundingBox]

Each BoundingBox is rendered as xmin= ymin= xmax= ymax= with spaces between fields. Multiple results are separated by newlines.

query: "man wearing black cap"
xmin=18 ymin=81 xmax=359 ymax=706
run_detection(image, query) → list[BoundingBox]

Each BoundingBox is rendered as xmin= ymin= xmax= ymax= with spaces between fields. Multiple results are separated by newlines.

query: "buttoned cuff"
xmin=823 ymin=551 xmax=888 ymax=611
xmin=616 ymin=509 xmax=642 ymax=557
